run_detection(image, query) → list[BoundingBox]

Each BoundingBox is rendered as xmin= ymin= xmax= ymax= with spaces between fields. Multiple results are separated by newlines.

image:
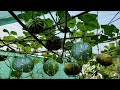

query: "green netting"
xmin=0 ymin=11 xmax=21 ymax=26
xmin=0 ymin=17 xmax=17 ymax=26
xmin=0 ymin=51 xmax=74 ymax=79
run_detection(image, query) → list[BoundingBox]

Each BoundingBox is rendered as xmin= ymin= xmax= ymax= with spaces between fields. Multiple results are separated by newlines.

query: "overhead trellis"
xmin=0 ymin=11 xmax=120 ymax=57
xmin=0 ymin=11 xmax=120 ymax=79
xmin=0 ymin=11 xmax=119 ymax=57
xmin=0 ymin=11 xmax=93 ymax=79
xmin=0 ymin=11 xmax=90 ymax=56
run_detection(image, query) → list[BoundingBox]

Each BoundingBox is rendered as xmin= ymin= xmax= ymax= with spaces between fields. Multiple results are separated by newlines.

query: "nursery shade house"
xmin=0 ymin=11 xmax=120 ymax=79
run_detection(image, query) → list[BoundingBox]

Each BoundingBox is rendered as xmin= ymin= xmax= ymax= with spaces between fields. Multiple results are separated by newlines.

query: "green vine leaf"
xmin=109 ymin=43 xmax=115 ymax=49
xmin=18 ymin=36 xmax=25 ymax=39
xmin=78 ymin=13 xmax=100 ymax=31
xmin=77 ymin=22 xmax=87 ymax=31
xmin=99 ymin=35 xmax=108 ymax=42
xmin=84 ymin=20 xmax=100 ymax=30
xmin=10 ymin=31 xmax=17 ymax=35
xmin=31 ymin=41 xmax=42 ymax=49
xmin=23 ymin=31 xmax=31 ymax=36
xmin=18 ymin=11 xmax=49 ymax=22
xmin=19 ymin=42 xmax=30 ymax=47
xmin=56 ymin=11 xmax=71 ymax=22
xmin=3 ymin=36 xmax=16 ymax=41
xmin=44 ymin=18 xmax=53 ymax=27
xmin=23 ymin=45 xmax=31 ymax=53
xmin=0 ymin=41 xmax=3 ymax=44
xmin=67 ymin=18 xmax=76 ymax=28
xmin=3 ymin=29 xmax=9 ymax=35
xmin=111 ymin=24 xmax=119 ymax=33
xmin=56 ymin=11 xmax=64 ymax=20
xmin=78 ymin=13 xmax=97 ymax=23
xmin=62 ymin=18 xmax=76 ymax=28
xmin=101 ymin=24 xmax=119 ymax=37
xmin=18 ymin=12 xmax=32 ymax=22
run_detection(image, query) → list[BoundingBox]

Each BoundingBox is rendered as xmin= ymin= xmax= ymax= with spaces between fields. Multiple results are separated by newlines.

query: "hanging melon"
xmin=71 ymin=42 xmax=92 ymax=61
xmin=24 ymin=17 xmax=44 ymax=34
xmin=64 ymin=62 xmax=81 ymax=76
xmin=12 ymin=57 xmax=34 ymax=73
xmin=43 ymin=58 xmax=59 ymax=76
xmin=45 ymin=36 xmax=62 ymax=50
xmin=96 ymin=53 xmax=113 ymax=66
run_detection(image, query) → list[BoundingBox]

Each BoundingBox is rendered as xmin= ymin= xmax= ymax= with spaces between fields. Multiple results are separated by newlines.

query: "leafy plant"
xmin=0 ymin=11 xmax=120 ymax=79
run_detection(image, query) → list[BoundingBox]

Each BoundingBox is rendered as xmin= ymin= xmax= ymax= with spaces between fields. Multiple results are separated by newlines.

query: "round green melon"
xmin=45 ymin=36 xmax=62 ymax=50
xmin=12 ymin=57 xmax=34 ymax=73
xmin=71 ymin=42 xmax=92 ymax=61
xmin=64 ymin=62 xmax=81 ymax=76
xmin=96 ymin=53 xmax=112 ymax=66
xmin=43 ymin=59 xmax=59 ymax=76
xmin=24 ymin=17 xmax=44 ymax=34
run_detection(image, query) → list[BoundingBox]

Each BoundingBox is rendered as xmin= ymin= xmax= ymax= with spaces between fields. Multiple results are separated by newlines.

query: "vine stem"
xmin=96 ymin=11 xmax=99 ymax=54
xmin=49 ymin=11 xmax=61 ymax=31
xmin=1 ymin=40 xmax=15 ymax=51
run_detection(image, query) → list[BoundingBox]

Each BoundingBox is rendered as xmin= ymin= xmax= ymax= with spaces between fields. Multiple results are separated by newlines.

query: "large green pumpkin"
xmin=64 ymin=62 xmax=81 ymax=76
xmin=96 ymin=53 xmax=112 ymax=66
xmin=12 ymin=57 xmax=34 ymax=73
xmin=71 ymin=42 xmax=92 ymax=61
xmin=43 ymin=59 xmax=59 ymax=76
xmin=24 ymin=17 xmax=44 ymax=34
xmin=45 ymin=36 xmax=62 ymax=50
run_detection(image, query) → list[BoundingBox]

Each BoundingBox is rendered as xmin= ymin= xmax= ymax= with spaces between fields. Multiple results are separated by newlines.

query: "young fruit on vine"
xmin=96 ymin=53 xmax=113 ymax=66
xmin=43 ymin=58 xmax=59 ymax=76
xmin=45 ymin=36 xmax=62 ymax=50
xmin=64 ymin=62 xmax=81 ymax=76
xmin=24 ymin=17 xmax=44 ymax=34
xmin=71 ymin=42 xmax=92 ymax=61
xmin=12 ymin=57 xmax=34 ymax=73
xmin=0 ymin=55 xmax=7 ymax=61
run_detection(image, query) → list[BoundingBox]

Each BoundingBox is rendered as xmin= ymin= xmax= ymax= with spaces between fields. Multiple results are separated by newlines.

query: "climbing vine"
xmin=0 ymin=11 xmax=120 ymax=79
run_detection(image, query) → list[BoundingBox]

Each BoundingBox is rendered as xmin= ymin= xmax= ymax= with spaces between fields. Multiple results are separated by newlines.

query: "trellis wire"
xmin=61 ymin=11 xmax=68 ymax=58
